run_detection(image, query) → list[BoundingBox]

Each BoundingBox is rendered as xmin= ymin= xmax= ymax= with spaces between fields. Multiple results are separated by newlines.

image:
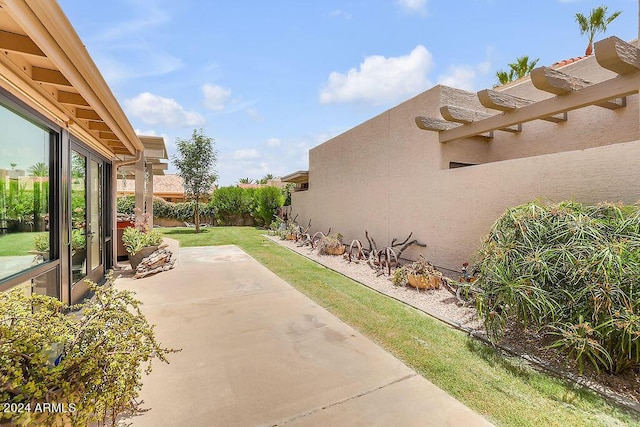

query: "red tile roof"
xmin=551 ymin=55 xmax=589 ymax=68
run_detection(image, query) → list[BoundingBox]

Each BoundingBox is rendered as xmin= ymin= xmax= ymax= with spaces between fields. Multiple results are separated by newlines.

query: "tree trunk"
xmin=194 ymin=197 xmax=200 ymax=233
xmin=585 ymin=41 xmax=593 ymax=56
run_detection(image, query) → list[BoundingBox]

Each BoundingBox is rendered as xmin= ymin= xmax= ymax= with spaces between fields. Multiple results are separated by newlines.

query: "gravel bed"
xmin=266 ymin=235 xmax=484 ymax=332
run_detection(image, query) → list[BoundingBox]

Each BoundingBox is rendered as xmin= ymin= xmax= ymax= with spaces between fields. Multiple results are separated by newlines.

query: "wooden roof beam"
xmin=477 ymin=89 xmax=567 ymax=123
xmin=438 ymin=71 xmax=638 ymax=143
xmin=0 ymin=30 xmax=45 ymax=56
xmin=99 ymin=131 xmax=118 ymax=141
xmin=57 ymin=91 xmax=89 ymax=106
xmin=595 ymin=36 xmax=640 ymax=75
xmin=88 ymin=121 xmax=111 ymax=132
xmin=530 ymin=66 xmax=624 ymax=110
xmin=31 ymin=66 xmax=71 ymax=86
xmin=440 ymin=105 xmax=521 ymax=133
xmin=75 ymin=108 xmax=101 ymax=121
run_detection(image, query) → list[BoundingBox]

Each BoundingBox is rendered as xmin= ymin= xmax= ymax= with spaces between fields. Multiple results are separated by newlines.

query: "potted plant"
xmin=317 ymin=233 xmax=345 ymax=255
xmin=31 ymin=233 xmax=50 ymax=261
xmin=122 ymin=227 xmax=163 ymax=270
xmin=392 ymin=255 xmax=442 ymax=290
xmin=71 ymin=229 xmax=86 ymax=266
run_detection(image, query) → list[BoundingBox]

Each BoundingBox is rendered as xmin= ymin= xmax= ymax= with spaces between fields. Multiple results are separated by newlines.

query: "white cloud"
xmin=266 ymin=138 xmax=281 ymax=147
xmin=320 ymin=45 xmax=434 ymax=105
xmin=202 ymin=84 xmax=232 ymax=111
xmin=125 ymin=92 xmax=205 ymax=128
xmin=232 ymin=149 xmax=260 ymax=160
xmin=329 ymin=9 xmax=352 ymax=19
xmin=437 ymin=60 xmax=491 ymax=92
xmin=395 ymin=0 xmax=428 ymax=16
xmin=246 ymin=108 xmax=264 ymax=121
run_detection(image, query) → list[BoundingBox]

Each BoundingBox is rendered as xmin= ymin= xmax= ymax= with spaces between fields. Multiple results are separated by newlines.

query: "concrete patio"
xmin=115 ymin=241 xmax=493 ymax=426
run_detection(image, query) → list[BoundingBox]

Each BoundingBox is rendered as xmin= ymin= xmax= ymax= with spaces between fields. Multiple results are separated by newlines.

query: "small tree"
xmin=172 ymin=129 xmax=217 ymax=233
xmin=495 ymin=55 xmax=539 ymax=87
xmin=575 ymin=6 xmax=622 ymax=55
xmin=238 ymin=177 xmax=252 ymax=184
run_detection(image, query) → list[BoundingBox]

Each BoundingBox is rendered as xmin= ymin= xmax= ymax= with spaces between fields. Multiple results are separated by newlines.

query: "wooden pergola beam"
xmin=595 ymin=36 xmax=640 ymax=75
xmin=31 ymin=66 xmax=71 ymax=86
xmin=531 ymin=66 xmax=624 ymax=110
xmin=477 ymin=89 xmax=567 ymax=123
xmin=440 ymin=105 xmax=521 ymax=133
xmin=438 ymin=71 xmax=638 ymax=143
xmin=0 ymin=30 xmax=45 ymax=56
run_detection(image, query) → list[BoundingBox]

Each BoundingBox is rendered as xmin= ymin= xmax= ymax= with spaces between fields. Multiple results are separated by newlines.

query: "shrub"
xmin=210 ymin=186 xmax=254 ymax=225
xmin=116 ymin=195 xmax=135 ymax=215
xmin=474 ymin=201 xmax=640 ymax=373
xmin=0 ymin=274 xmax=177 ymax=425
xmin=316 ymin=233 xmax=344 ymax=255
xmin=253 ymin=186 xmax=284 ymax=227
xmin=121 ymin=227 xmax=163 ymax=255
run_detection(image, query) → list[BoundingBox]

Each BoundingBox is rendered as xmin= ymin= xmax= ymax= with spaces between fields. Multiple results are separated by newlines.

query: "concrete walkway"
xmin=115 ymin=243 xmax=493 ymax=426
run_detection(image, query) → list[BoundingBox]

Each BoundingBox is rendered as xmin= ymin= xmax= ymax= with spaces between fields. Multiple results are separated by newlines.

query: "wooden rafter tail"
xmin=477 ymin=89 xmax=567 ymax=123
xmin=594 ymin=36 xmax=640 ymax=75
xmin=440 ymin=105 xmax=520 ymax=133
xmin=0 ymin=29 xmax=46 ymax=56
xmin=530 ymin=66 xmax=625 ymax=110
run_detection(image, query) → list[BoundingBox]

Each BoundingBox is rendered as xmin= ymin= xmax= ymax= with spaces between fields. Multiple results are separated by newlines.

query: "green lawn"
xmin=168 ymin=227 xmax=639 ymax=426
xmin=0 ymin=232 xmax=44 ymax=256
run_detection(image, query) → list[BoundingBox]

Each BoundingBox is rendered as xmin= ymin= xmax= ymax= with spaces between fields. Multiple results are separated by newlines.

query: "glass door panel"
xmin=89 ymin=160 xmax=102 ymax=271
xmin=71 ymin=151 xmax=87 ymax=284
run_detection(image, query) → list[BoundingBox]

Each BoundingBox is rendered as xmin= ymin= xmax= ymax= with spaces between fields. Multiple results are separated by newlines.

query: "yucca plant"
xmin=473 ymin=200 xmax=640 ymax=374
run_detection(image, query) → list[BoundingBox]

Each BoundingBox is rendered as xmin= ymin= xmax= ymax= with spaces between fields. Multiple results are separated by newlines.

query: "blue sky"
xmin=58 ymin=0 xmax=638 ymax=186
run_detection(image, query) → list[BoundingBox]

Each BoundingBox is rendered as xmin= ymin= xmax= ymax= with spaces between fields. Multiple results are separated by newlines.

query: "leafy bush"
xmin=474 ymin=201 xmax=640 ymax=373
xmin=0 ymin=274 xmax=176 ymax=425
xmin=121 ymin=227 xmax=163 ymax=255
xmin=117 ymin=196 xmax=214 ymax=224
xmin=253 ymin=186 xmax=284 ymax=227
xmin=116 ymin=195 xmax=135 ymax=215
xmin=210 ymin=186 xmax=254 ymax=225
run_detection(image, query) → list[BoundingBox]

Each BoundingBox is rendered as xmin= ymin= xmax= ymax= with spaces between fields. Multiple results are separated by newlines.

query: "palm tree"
xmin=575 ymin=6 xmax=622 ymax=55
xmin=495 ymin=56 xmax=539 ymax=87
xmin=28 ymin=162 xmax=48 ymax=177
xmin=238 ymin=177 xmax=252 ymax=184
xmin=261 ymin=173 xmax=275 ymax=183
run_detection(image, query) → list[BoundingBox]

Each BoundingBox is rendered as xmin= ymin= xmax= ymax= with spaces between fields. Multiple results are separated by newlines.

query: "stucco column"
xmin=134 ymin=153 xmax=145 ymax=226
xmin=145 ymin=162 xmax=153 ymax=228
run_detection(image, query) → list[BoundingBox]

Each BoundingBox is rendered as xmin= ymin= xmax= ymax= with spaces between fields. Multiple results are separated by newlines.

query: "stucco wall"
xmin=291 ymin=55 xmax=640 ymax=271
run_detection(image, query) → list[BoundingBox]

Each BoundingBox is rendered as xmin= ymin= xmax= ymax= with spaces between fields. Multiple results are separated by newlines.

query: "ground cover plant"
xmin=474 ymin=201 xmax=640 ymax=375
xmin=0 ymin=274 xmax=176 ymax=426
xmin=160 ymin=226 xmax=640 ymax=426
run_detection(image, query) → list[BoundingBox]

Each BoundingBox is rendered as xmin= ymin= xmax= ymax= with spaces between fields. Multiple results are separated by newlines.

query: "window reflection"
xmin=0 ymin=103 xmax=51 ymax=282
xmin=71 ymin=151 xmax=87 ymax=283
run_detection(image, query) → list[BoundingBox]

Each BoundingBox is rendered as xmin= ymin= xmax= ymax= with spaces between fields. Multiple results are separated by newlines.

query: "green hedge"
xmin=117 ymin=196 xmax=214 ymax=223
xmin=210 ymin=186 xmax=283 ymax=226
xmin=118 ymin=186 xmax=283 ymax=227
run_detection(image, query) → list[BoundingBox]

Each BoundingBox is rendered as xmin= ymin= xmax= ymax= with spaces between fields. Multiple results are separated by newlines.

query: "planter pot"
xmin=128 ymin=246 xmax=158 ymax=270
xmin=29 ymin=250 xmax=50 ymax=261
xmin=285 ymin=234 xmax=296 ymax=240
xmin=407 ymin=274 xmax=441 ymax=290
xmin=407 ymin=274 xmax=429 ymax=289
xmin=325 ymin=245 xmax=345 ymax=256
xmin=71 ymin=248 xmax=86 ymax=267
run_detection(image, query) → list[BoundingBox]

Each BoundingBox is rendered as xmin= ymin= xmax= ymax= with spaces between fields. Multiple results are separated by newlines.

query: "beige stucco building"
xmin=286 ymin=37 xmax=639 ymax=272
